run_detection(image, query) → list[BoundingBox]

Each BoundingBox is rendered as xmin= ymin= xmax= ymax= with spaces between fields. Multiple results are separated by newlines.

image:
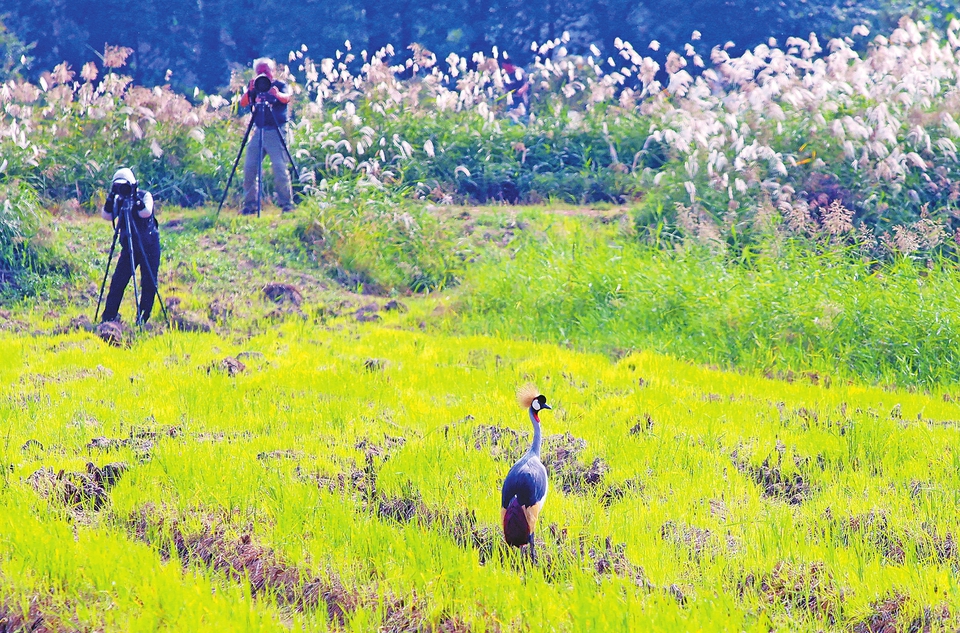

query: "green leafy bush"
xmin=0 ymin=180 xmax=67 ymax=298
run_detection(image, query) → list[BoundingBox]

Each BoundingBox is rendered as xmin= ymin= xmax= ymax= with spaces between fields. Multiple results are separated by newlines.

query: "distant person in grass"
xmin=239 ymin=57 xmax=295 ymax=215
xmin=100 ymin=167 xmax=161 ymax=325
xmin=501 ymin=61 xmax=530 ymax=120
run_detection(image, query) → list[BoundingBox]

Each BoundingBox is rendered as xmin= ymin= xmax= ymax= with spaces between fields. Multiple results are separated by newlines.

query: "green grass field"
xmin=5 ymin=206 xmax=960 ymax=631
xmin=5 ymin=321 xmax=960 ymax=631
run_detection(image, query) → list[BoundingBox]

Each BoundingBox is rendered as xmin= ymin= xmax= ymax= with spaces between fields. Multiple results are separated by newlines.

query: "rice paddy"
xmin=4 ymin=301 xmax=960 ymax=630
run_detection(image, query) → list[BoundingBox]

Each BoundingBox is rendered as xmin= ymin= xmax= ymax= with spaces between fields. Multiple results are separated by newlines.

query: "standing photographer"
xmin=239 ymin=58 xmax=295 ymax=215
xmin=99 ymin=168 xmax=161 ymax=325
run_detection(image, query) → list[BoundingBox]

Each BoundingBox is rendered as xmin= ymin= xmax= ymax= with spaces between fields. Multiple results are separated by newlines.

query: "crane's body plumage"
xmin=501 ymin=452 xmax=548 ymax=546
xmin=500 ymin=387 xmax=552 ymax=558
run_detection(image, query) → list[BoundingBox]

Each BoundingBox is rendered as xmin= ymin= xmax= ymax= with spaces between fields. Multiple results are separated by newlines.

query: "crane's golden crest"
xmin=516 ymin=383 xmax=541 ymax=409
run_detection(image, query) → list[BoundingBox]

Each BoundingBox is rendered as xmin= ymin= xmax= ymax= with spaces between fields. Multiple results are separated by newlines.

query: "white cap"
xmin=112 ymin=167 xmax=137 ymax=185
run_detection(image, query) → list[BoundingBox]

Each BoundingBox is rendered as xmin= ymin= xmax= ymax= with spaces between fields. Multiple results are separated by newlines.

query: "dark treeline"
xmin=1 ymin=0 xmax=954 ymax=92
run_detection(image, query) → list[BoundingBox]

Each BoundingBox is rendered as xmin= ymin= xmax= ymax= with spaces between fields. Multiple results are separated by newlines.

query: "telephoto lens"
xmin=114 ymin=181 xmax=133 ymax=197
xmin=254 ymin=74 xmax=272 ymax=94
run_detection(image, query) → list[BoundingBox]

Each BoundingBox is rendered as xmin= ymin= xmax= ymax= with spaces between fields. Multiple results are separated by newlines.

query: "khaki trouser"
xmin=243 ymin=125 xmax=293 ymax=211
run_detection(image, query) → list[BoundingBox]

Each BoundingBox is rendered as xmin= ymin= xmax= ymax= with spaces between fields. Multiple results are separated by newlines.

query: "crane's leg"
xmin=528 ymin=533 xmax=537 ymax=564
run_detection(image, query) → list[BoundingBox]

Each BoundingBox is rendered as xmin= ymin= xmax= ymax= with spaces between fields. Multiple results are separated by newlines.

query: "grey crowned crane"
xmin=500 ymin=384 xmax=551 ymax=561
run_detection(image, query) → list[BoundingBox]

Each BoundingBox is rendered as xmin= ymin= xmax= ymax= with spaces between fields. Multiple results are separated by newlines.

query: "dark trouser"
xmin=101 ymin=231 xmax=161 ymax=324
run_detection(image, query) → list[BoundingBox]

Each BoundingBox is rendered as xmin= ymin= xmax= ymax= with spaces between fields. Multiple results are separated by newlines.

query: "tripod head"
xmin=109 ymin=192 xmax=136 ymax=227
xmin=251 ymin=92 xmax=278 ymax=111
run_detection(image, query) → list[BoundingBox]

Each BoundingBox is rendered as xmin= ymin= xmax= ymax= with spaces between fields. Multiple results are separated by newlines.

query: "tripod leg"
xmin=264 ymin=107 xmax=301 ymax=202
xmin=215 ymin=113 xmax=257 ymax=220
xmin=129 ymin=220 xmax=168 ymax=323
xmin=122 ymin=207 xmax=141 ymax=326
xmin=94 ymin=224 xmax=121 ymax=322
xmin=257 ymin=124 xmax=264 ymax=218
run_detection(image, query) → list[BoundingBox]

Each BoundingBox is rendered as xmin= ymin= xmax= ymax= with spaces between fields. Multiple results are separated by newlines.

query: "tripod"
xmin=94 ymin=195 xmax=169 ymax=327
xmin=215 ymin=96 xmax=301 ymax=220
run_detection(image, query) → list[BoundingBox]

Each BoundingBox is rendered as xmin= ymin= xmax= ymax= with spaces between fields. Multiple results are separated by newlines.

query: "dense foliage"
xmin=0 ymin=180 xmax=69 ymax=298
xmin=3 ymin=19 xmax=960 ymax=255
xmin=1 ymin=0 xmax=953 ymax=92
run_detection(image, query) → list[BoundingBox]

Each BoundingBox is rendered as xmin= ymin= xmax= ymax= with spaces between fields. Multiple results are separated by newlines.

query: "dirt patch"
xmin=540 ymin=432 xmax=608 ymax=495
xmin=19 ymin=367 xmax=102 ymax=386
xmin=732 ymin=448 xmax=811 ymax=505
xmin=0 ymin=595 xmax=84 ymax=633
xmin=820 ymin=509 xmax=960 ymax=568
xmin=194 ymin=430 xmax=254 ymax=444
xmin=309 ymin=463 xmax=378 ymax=498
xmin=599 ymin=478 xmax=644 ymax=507
xmin=208 ymin=299 xmax=233 ymax=322
xmin=355 ymin=435 xmax=406 ymax=459
xmin=544 ymin=527 xmax=648 ymax=586
xmin=354 ymin=302 xmax=382 ymax=323
xmin=473 ymin=424 xmax=526 ymax=462
xmin=52 ymin=314 xmax=97 ymax=335
xmin=125 ymin=507 xmax=474 ymax=630
xmin=916 ymin=524 xmax=959 ymax=565
xmin=383 ymin=300 xmax=407 ymax=313
xmin=851 ymin=593 xmax=954 ymax=633
xmin=27 ymin=461 xmax=127 ymax=511
xmin=130 ymin=425 xmax=182 ymax=441
xmin=127 ymin=507 xmax=357 ymax=620
xmin=208 ymin=356 xmax=245 ymax=376
xmin=169 ymin=312 xmax=212 ymax=333
xmin=628 ymin=414 xmax=655 ymax=435
xmin=257 ymin=449 xmax=303 ymax=461
xmin=0 ymin=598 xmax=49 ymax=632
xmin=0 ymin=310 xmax=30 ymax=333
xmin=762 ymin=370 xmax=832 ymax=387
xmin=160 ymin=296 xmax=212 ymax=332
xmin=660 ymin=521 xmax=738 ymax=561
xmin=87 ymin=424 xmax=180 ymax=457
xmin=739 ymin=561 xmax=843 ymax=623
xmin=377 ymin=491 xmax=436 ymax=525
xmin=94 ymin=320 xmax=127 ymax=346
xmin=329 ymin=267 xmax=388 ymax=296
xmin=304 ymin=434 xmax=407 ymax=500
xmin=262 ymin=283 xmax=302 ymax=306
xmin=825 ymin=509 xmax=906 ymax=564
xmin=380 ymin=596 xmax=472 ymax=633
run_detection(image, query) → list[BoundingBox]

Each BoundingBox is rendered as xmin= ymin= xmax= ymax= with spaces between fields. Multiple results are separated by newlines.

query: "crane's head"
xmin=517 ymin=383 xmax=551 ymax=418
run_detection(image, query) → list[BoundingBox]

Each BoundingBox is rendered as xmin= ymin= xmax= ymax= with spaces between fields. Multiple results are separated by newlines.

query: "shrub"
xmin=0 ymin=180 xmax=67 ymax=298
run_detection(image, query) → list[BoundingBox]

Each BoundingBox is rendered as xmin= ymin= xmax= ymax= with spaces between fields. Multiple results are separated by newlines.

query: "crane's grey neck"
xmin=528 ymin=407 xmax=542 ymax=457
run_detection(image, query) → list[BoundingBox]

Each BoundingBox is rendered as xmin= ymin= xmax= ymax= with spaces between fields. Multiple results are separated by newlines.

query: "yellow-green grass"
xmin=3 ymin=323 xmax=960 ymax=631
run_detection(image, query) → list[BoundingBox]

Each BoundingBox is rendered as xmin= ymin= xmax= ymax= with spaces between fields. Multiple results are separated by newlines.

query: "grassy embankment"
xmin=10 ymin=201 xmax=960 ymax=388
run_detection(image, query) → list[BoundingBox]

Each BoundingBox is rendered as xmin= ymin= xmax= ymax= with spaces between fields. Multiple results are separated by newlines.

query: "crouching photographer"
xmin=97 ymin=168 xmax=161 ymax=326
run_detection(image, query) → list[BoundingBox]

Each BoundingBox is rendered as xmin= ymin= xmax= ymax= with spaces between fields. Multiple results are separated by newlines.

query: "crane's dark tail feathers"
xmin=503 ymin=496 xmax=530 ymax=547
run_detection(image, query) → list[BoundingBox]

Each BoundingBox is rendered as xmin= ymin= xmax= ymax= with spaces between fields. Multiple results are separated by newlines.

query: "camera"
xmin=253 ymin=74 xmax=272 ymax=94
xmin=112 ymin=180 xmax=136 ymax=197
